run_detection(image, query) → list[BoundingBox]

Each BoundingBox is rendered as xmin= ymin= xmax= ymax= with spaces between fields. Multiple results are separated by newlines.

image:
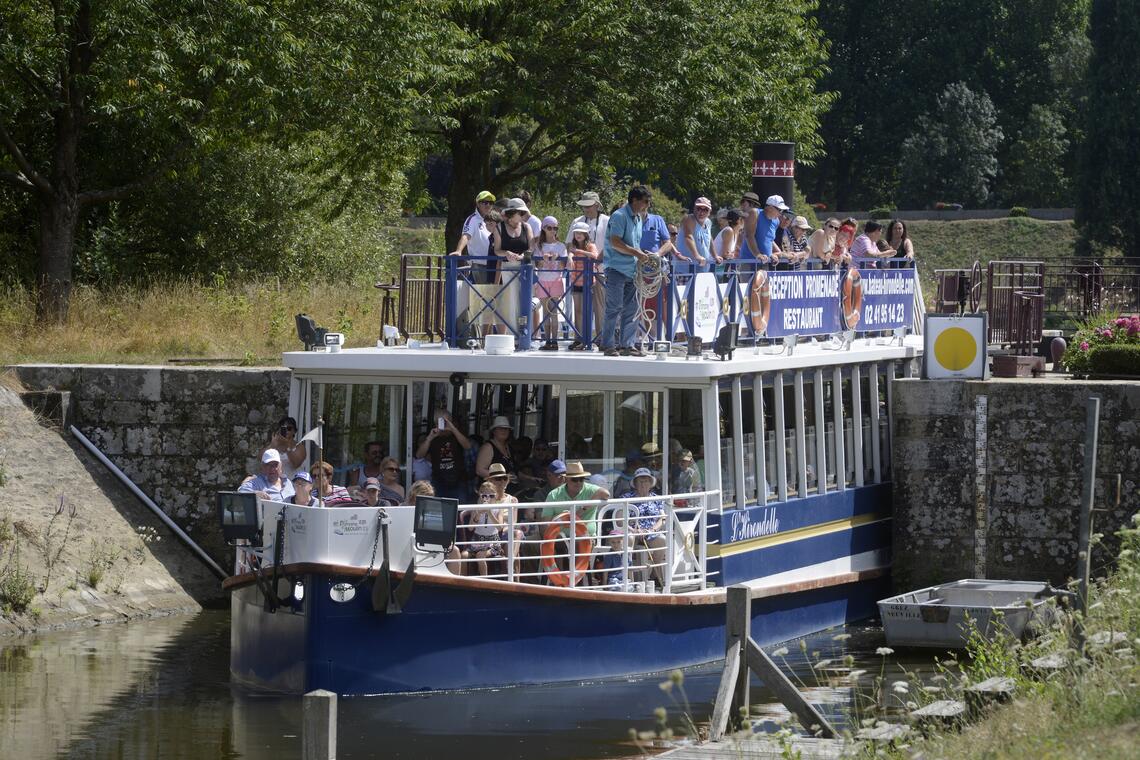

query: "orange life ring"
xmin=540 ymin=511 xmax=593 ymax=587
xmin=842 ymin=269 xmax=863 ymax=329
xmin=750 ymin=270 xmax=771 ymax=334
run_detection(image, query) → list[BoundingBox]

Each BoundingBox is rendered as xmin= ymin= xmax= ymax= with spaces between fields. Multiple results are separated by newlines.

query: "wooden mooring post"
xmin=709 ymin=586 xmax=837 ymax=741
xmin=303 ymin=689 xmax=337 ymax=760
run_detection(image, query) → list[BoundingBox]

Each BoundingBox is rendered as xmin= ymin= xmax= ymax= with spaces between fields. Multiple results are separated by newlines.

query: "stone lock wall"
xmin=12 ymin=364 xmax=291 ymax=560
xmin=891 ymin=377 xmax=1140 ymax=591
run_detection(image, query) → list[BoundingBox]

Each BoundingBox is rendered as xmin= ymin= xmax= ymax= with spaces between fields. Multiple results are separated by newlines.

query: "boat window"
xmin=738 ymin=383 xmax=758 ymax=505
xmin=840 ymin=370 xmax=858 ymax=488
xmin=564 ymin=389 xmax=663 ymax=495
xmin=802 ymin=375 xmax=819 ymax=496
xmin=860 ymin=367 xmax=878 ymax=483
xmin=822 ymin=373 xmax=839 ymax=491
xmin=778 ymin=374 xmax=799 ymax=499
xmin=310 ymin=382 xmax=408 ymax=488
xmin=667 ymin=389 xmax=704 ymax=496
xmin=717 ymin=385 xmax=737 ymax=507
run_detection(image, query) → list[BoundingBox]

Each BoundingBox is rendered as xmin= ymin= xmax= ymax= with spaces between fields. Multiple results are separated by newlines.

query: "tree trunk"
xmin=445 ymin=118 xmax=498 ymax=251
xmin=35 ymin=193 xmax=80 ymax=322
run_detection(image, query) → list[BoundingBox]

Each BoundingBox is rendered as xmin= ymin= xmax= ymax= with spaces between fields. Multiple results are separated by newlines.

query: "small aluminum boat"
xmin=878 ymin=579 xmax=1061 ymax=649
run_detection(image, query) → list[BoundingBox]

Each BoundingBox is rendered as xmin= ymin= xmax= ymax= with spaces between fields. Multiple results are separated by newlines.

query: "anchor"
xmin=371 ymin=509 xmax=416 ymax=615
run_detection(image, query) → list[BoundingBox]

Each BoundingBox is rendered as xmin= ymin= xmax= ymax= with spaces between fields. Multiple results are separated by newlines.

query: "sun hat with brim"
xmin=564 ymin=461 xmax=591 ymax=479
xmin=576 ymin=191 xmax=601 ymax=207
xmin=632 ymin=467 xmax=657 ymax=488
xmin=741 ymin=191 xmax=762 ymax=205
xmin=506 ymin=197 xmax=530 ymax=214
xmin=487 ymin=463 xmax=509 ymax=479
xmin=640 ymin=441 xmax=661 ymax=456
xmin=476 ymin=190 xmax=495 ymax=203
xmin=569 ymin=221 xmax=590 ymax=235
xmin=489 ymin=415 xmax=511 ymax=432
xmin=793 ymin=215 xmax=811 ymax=230
xmin=541 ymin=215 xmax=558 ymax=228
xmin=693 ymin=196 xmax=713 ymax=210
xmin=262 ymin=449 xmax=282 ymax=464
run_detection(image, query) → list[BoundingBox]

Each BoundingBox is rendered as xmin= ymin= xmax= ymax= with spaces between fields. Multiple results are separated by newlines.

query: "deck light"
xmin=653 ymin=341 xmax=670 ymax=360
xmin=713 ymin=324 xmax=738 ymax=361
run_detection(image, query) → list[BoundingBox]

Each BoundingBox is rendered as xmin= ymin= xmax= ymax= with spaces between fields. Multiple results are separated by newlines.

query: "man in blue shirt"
xmin=238 ymin=449 xmax=295 ymax=502
xmin=740 ymin=192 xmax=786 ymax=264
xmin=640 ymin=207 xmax=675 ymax=257
xmin=602 ymin=185 xmax=652 ymax=356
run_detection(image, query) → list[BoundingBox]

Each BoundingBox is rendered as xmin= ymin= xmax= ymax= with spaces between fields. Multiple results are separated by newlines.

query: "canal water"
xmin=1 ymin=611 xmax=938 ymax=759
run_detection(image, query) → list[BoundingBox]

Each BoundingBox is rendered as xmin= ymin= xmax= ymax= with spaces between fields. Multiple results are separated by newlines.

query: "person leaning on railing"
xmin=566 ymin=221 xmax=600 ymax=351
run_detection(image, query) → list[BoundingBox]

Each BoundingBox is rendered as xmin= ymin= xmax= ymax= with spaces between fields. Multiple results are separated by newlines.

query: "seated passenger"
xmin=620 ymin=468 xmax=667 ymax=586
xmin=288 ymin=471 xmax=319 ymax=506
xmin=670 ymin=449 xmax=702 ymax=495
xmin=402 ymin=479 xmax=434 ymax=506
xmin=612 ymin=449 xmax=646 ymax=498
xmin=467 ymin=482 xmax=505 ymax=576
xmin=238 ymin=449 xmax=295 ymax=503
xmin=377 ymin=456 xmax=405 ymax=503
xmin=541 ymin=461 xmax=611 ymax=538
xmin=311 ymin=461 xmax=353 ymax=506
xmin=349 ymin=440 xmax=386 ymax=489
xmin=600 ymin=530 xmax=634 ymax=590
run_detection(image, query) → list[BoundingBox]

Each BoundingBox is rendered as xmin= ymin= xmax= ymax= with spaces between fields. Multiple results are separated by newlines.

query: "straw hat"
xmin=564 ymin=461 xmax=591 ymax=479
xmin=487 ymin=462 xmax=509 ymax=479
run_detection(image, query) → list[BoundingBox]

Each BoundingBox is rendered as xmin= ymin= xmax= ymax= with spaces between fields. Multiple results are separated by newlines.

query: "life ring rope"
xmin=540 ymin=511 xmax=592 ymax=587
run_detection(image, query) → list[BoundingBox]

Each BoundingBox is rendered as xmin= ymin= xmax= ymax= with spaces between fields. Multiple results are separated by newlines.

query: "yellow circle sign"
xmin=933 ymin=327 xmax=978 ymax=371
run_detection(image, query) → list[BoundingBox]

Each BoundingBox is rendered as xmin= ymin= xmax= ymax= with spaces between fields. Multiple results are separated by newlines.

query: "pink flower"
xmin=1115 ymin=317 xmax=1130 ymax=328
xmin=1080 ymin=341 xmax=1090 ymax=351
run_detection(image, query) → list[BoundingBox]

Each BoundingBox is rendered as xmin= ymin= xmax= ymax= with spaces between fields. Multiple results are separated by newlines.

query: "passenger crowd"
xmin=450 ymin=187 xmax=917 ymax=354
xmin=239 ymin=413 xmax=704 ymax=588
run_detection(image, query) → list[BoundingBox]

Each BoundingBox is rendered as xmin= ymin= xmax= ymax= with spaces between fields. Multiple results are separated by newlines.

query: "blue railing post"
xmin=517 ymin=263 xmax=533 ymax=351
xmin=583 ymin=260 xmax=594 ymax=349
xmin=445 ymin=256 xmax=458 ymax=347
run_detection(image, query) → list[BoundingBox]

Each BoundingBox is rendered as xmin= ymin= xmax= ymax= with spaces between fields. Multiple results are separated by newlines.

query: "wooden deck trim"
xmin=223 ymin=564 xmax=888 ymax=606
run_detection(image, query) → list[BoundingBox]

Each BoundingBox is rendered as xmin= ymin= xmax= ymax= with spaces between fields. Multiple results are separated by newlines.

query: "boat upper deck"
xmin=283 ymin=335 xmax=923 ymax=383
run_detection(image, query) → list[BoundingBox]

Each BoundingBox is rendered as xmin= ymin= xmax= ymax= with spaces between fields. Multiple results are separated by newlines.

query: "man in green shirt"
xmin=543 ymin=460 xmax=611 ymax=537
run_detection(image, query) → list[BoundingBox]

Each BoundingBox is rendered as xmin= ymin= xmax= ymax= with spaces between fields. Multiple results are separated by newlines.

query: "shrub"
xmin=1009 ymin=206 xmax=1029 ymax=217
xmin=1087 ymin=343 xmax=1140 ymax=376
xmin=1064 ymin=313 xmax=1140 ymax=374
xmin=869 ymin=207 xmax=894 ymax=220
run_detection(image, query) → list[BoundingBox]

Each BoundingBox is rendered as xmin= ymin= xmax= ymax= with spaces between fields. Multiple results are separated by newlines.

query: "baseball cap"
xmin=793 ymin=215 xmax=811 ymax=230
xmin=693 ymin=196 xmax=712 ymax=210
xmin=765 ymin=194 xmax=790 ymax=211
xmin=364 ymin=477 xmax=381 ymax=491
xmin=476 ymin=190 xmax=495 ymax=203
xmin=261 ymin=449 xmax=282 ymax=464
xmin=548 ymin=459 xmax=567 ymax=474
xmin=292 ymin=470 xmax=312 ymax=483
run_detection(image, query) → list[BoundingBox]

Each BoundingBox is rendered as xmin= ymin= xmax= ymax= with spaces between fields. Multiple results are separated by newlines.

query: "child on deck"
xmin=535 ymin=216 xmax=567 ymax=351
xmin=566 ymin=221 xmax=600 ymax=351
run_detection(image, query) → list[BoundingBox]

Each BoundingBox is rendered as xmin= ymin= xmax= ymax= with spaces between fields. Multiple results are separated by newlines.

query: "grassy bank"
xmin=0 ymin=218 xmax=1080 ymax=366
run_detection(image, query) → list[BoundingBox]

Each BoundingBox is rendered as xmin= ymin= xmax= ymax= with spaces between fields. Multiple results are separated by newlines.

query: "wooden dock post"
xmin=303 ymin=689 xmax=337 ymax=760
xmin=709 ymin=585 xmax=838 ymax=741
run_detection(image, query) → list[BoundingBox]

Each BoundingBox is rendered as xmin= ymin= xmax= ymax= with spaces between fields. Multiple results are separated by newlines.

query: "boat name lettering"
xmin=288 ymin=513 xmax=307 ymax=535
xmin=332 ymin=514 xmax=372 ymax=537
xmin=729 ymin=507 xmax=780 ymax=543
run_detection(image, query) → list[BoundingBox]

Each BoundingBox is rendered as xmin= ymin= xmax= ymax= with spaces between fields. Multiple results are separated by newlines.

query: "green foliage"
xmin=0 ymin=541 xmax=36 ymax=614
xmin=1086 ymin=344 xmax=1140 ymax=376
xmin=869 ymin=207 xmax=894 ymax=221
xmin=899 ymin=83 xmax=1004 ymax=208
xmin=791 ymin=183 xmax=820 ymax=230
xmin=1001 ymin=105 xmax=1073 ymax=207
xmin=1076 ymin=0 xmax=1140 ymax=262
xmin=1009 ymin=206 xmax=1030 ymax=217
xmin=84 ymin=541 xmax=122 ymax=591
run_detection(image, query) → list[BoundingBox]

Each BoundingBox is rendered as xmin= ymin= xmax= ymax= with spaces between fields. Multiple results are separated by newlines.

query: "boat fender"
xmin=842 ymin=269 xmax=863 ymax=329
xmin=750 ymin=271 xmax=771 ymax=334
xmin=540 ymin=512 xmax=593 ymax=587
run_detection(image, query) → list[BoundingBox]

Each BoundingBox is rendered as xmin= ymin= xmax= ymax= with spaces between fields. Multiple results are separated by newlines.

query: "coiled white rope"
xmin=635 ymin=253 xmax=670 ymax=341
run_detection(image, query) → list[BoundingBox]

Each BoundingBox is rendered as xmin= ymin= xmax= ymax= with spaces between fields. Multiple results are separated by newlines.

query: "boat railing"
xmin=452 ymin=490 xmax=718 ymax=592
xmin=397 ymin=253 xmax=920 ymax=348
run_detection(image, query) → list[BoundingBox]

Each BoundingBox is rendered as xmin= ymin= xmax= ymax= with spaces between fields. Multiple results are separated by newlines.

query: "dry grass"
xmin=0 ymin=280 xmax=385 ymax=366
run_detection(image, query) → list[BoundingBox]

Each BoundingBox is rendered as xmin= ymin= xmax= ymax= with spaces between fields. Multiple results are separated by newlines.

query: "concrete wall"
xmin=891 ymin=377 xmax=1140 ymax=591
xmin=12 ymin=364 xmax=290 ymax=559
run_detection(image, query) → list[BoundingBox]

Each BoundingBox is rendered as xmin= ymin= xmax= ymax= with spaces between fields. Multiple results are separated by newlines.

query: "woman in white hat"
xmin=782 ymin=215 xmax=812 ymax=270
xmin=617 ymin=467 xmax=668 ymax=586
xmin=475 ymin=415 xmax=516 ymax=483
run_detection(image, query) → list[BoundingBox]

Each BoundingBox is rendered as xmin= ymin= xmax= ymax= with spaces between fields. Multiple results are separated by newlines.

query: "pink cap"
xmin=693 ymin=197 xmax=712 ymax=210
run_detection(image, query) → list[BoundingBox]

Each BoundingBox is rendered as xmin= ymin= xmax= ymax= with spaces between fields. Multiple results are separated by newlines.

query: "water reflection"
xmin=0 ymin=612 xmax=940 ymax=760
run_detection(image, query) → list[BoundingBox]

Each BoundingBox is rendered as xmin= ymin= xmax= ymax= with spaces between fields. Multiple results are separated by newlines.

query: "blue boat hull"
xmin=230 ymin=573 xmax=889 ymax=695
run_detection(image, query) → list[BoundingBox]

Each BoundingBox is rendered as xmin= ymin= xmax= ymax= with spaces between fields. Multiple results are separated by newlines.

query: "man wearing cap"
xmin=739 ymin=192 xmax=787 ymax=264
xmin=289 ymin=471 xmax=319 ymax=506
xmin=542 ymin=461 xmax=611 ymax=537
xmin=238 ymin=449 xmax=295 ymax=502
xmin=601 ymin=185 xmax=652 ymax=357
xmin=566 ymin=191 xmax=610 ymax=341
xmin=676 ymin=197 xmax=715 ymax=273
xmin=450 ymin=190 xmax=496 ymax=281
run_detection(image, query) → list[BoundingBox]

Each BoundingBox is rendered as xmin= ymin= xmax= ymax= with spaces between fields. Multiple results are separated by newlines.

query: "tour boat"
xmin=222 ymin=251 xmax=922 ymax=695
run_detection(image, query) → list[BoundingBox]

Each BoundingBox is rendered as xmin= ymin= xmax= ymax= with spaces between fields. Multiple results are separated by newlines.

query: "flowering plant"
xmin=1064 ymin=313 xmax=1140 ymax=375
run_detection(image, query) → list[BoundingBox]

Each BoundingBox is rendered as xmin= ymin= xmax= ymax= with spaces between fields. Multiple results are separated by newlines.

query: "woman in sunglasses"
xmin=806 ymin=217 xmax=842 ymax=270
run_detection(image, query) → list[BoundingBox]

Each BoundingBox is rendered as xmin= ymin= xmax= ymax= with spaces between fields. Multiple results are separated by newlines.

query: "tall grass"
xmin=0 ymin=279 xmax=385 ymax=365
